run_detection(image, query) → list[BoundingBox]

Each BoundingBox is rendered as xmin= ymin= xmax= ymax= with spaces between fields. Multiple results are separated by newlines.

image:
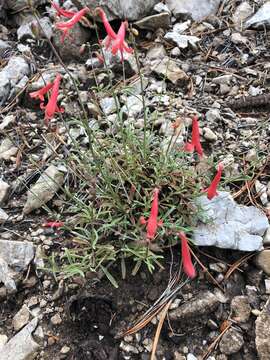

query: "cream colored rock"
xmin=0 ymin=138 xmax=18 ymax=161
xmin=151 ymin=57 xmax=189 ymax=85
xmin=23 ymin=165 xmax=65 ymax=214
xmin=0 ymin=180 xmax=9 ymax=204
xmin=12 ymin=305 xmax=30 ymax=332
xmin=256 ymin=250 xmax=270 ymax=276
xmin=73 ymin=0 xmax=159 ymax=21
xmin=1 ymin=318 xmax=39 ymax=360
xmin=256 ymin=297 xmax=270 ymax=359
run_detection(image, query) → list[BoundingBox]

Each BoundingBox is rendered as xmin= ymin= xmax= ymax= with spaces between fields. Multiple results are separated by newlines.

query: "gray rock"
xmin=0 ymin=239 xmax=34 ymax=292
xmin=173 ymin=21 xmax=191 ymax=33
xmin=233 ymin=2 xmax=253 ymax=30
xmin=0 ymin=39 xmax=11 ymax=56
xmin=171 ymin=47 xmax=181 ymax=57
xmin=53 ymin=22 xmax=89 ymax=61
xmin=166 ymin=0 xmax=221 ymax=21
xmin=146 ymin=43 xmax=167 ymax=60
xmin=0 ymin=56 xmax=30 ymax=105
xmin=205 ymin=108 xmax=221 ymax=122
xmin=0 ymin=257 xmax=16 ymax=291
xmin=134 ymin=12 xmax=171 ymax=30
xmin=60 ymin=346 xmax=71 ymax=355
xmin=164 ymin=22 xmax=199 ymax=48
xmin=245 ymin=2 xmax=270 ymax=29
xmin=122 ymin=95 xmax=144 ymax=118
xmin=73 ymin=0 xmax=159 ymax=21
xmin=0 ymin=180 xmax=10 ymax=204
xmin=0 ymin=114 xmax=16 ymax=132
xmin=245 ymin=149 xmax=257 ymax=162
xmin=151 ymin=57 xmax=189 ymax=84
xmin=50 ymin=313 xmax=62 ymax=326
xmin=255 ymin=297 xmax=270 ymax=359
xmin=255 ymin=180 xmax=268 ymax=206
xmin=0 ymin=239 xmax=35 ymax=271
xmin=1 ymin=318 xmax=39 ymax=360
xmin=27 ymin=71 xmax=59 ymax=92
xmin=265 ymin=280 xmax=270 ymax=295
xmin=187 ymin=355 xmax=197 ymax=360
xmin=169 ymin=291 xmax=221 ymax=320
xmin=12 ymin=305 xmax=31 ymax=331
xmin=212 ymin=74 xmax=233 ymax=85
xmin=164 ymin=32 xmax=200 ymax=49
xmin=154 ymin=2 xmax=170 ymax=13
xmin=119 ymin=341 xmax=140 ymax=354
xmin=203 ymin=127 xmax=218 ymax=142
xmin=249 ymin=85 xmax=263 ymax=97
xmin=17 ymin=17 xmax=53 ymax=41
xmin=0 ymin=334 xmax=8 ymax=349
xmin=4 ymin=0 xmax=45 ymax=11
xmin=256 ymin=250 xmax=270 ymax=276
xmin=87 ymin=102 xmax=100 ymax=118
xmin=231 ymin=32 xmax=248 ymax=45
xmin=0 ymin=138 xmax=18 ymax=160
xmin=194 ymin=192 xmax=269 ymax=251
xmin=264 ymin=227 xmax=270 ymax=245
xmin=23 ymin=165 xmax=65 ymax=214
xmin=85 ymin=57 xmax=103 ymax=70
xmin=0 ymin=208 xmax=8 ymax=224
xmin=219 ymin=328 xmax=244 ymax=355
xmin=231 ymin=296 xmax=251 ymax=323
xmin=100 ymin=97 xmax=118 ymax=115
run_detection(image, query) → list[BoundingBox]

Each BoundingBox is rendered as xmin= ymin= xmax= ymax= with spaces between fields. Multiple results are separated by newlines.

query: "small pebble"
xmin=203 ymin=127 xmax=218 ymax=142
xmin=60 ymin=345 xmax=71 ymax=354
xmin=265 ymin=279 xmax=270 ymax=294
xmin=50 ymin=313 xmax=62 ymax=326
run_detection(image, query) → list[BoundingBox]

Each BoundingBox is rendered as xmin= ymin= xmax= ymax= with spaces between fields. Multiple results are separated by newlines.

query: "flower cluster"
xmin=52 ymin=3 xmax=133 ymax=61
xmin=29 ymin=73 xmax=64 ymax=124
xmin=31 ymin=4 xmax=225 ymax=280
xmin=139 ymin=129 xmax=223 ymax=278
xmin=96 ymin=8 xmax=133 ymax=61
xmin=30 ymin=4 xmax=133 ymax=123
xmin=184 ymin=116 xmax=203 ymax=158
xmin=55 ymin=7 xmax=90 ymax=42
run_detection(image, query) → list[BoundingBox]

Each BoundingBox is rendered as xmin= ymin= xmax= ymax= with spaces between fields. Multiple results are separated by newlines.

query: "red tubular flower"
xmin=55 ymin=7 xmax=90 ymax=42
xmin=42 ymin=221 xmax=64 ymax=228
xmin=51 ymin=2 xmax=76 ymax=18
xmin=184 ymin=116 xmax=203 ymax=158
xmin=96 ymin=8 xmax=133 ymax=61
xmin=40 ymin=74 xmax=64 ymax=123
xmin=179 ymin=232 xmax=196 ymax=279
xmin=29 ymin=82 xmax=53 ymax=101
xmin=203 ymin=163 xmax=223 ymax=200
xmin=140 ymin=188 xmax=163 ymax=241
xmin=96 ymin=7 xmax=117 ymax=48
xmin=111 ymin=21 xmax=133 ymax=61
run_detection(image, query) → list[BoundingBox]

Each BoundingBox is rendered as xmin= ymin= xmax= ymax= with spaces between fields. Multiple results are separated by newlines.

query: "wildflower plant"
xmin=31 ymin=4 xmax=225 ymax=286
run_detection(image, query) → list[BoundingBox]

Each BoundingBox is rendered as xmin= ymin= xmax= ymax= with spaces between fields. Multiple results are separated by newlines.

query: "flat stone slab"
xmin=0 ymin=239 xmax=35 ymax=292
xmin=166 ymin=0 xmax=221 ymax=21
xmin=193 ymin=191 xmax=269 ymax=251
xmin=1 ymin=318 xmax=39 ymax=360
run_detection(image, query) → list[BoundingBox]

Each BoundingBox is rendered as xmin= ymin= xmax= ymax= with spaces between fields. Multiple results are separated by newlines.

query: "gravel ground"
xmin=0 ymin=1 xmax=270 ymax=359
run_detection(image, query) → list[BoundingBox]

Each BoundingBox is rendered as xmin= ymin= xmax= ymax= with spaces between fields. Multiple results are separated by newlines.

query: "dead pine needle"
xmin=151 ymin=300 xmax=172 ymax=360
xmin=190 ymin=248 xmax=224 ymax=292
xmin=202 ymin=320 xmax=232 ymax=359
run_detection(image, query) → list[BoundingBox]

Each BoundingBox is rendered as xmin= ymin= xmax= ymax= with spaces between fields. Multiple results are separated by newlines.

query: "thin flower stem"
xmin=32 ymin=11 xmax=96 ymax=156
xmin=130 ymin=30 xmax=148 ymax=159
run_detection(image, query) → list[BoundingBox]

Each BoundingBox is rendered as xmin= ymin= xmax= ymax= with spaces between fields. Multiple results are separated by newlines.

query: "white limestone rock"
xmin=194 ymin=192 xmax=269 ymax=251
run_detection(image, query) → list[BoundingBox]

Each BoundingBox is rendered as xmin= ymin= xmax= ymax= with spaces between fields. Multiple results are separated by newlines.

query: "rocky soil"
xmin=0 ymin=1 xmax=270 ymax=360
